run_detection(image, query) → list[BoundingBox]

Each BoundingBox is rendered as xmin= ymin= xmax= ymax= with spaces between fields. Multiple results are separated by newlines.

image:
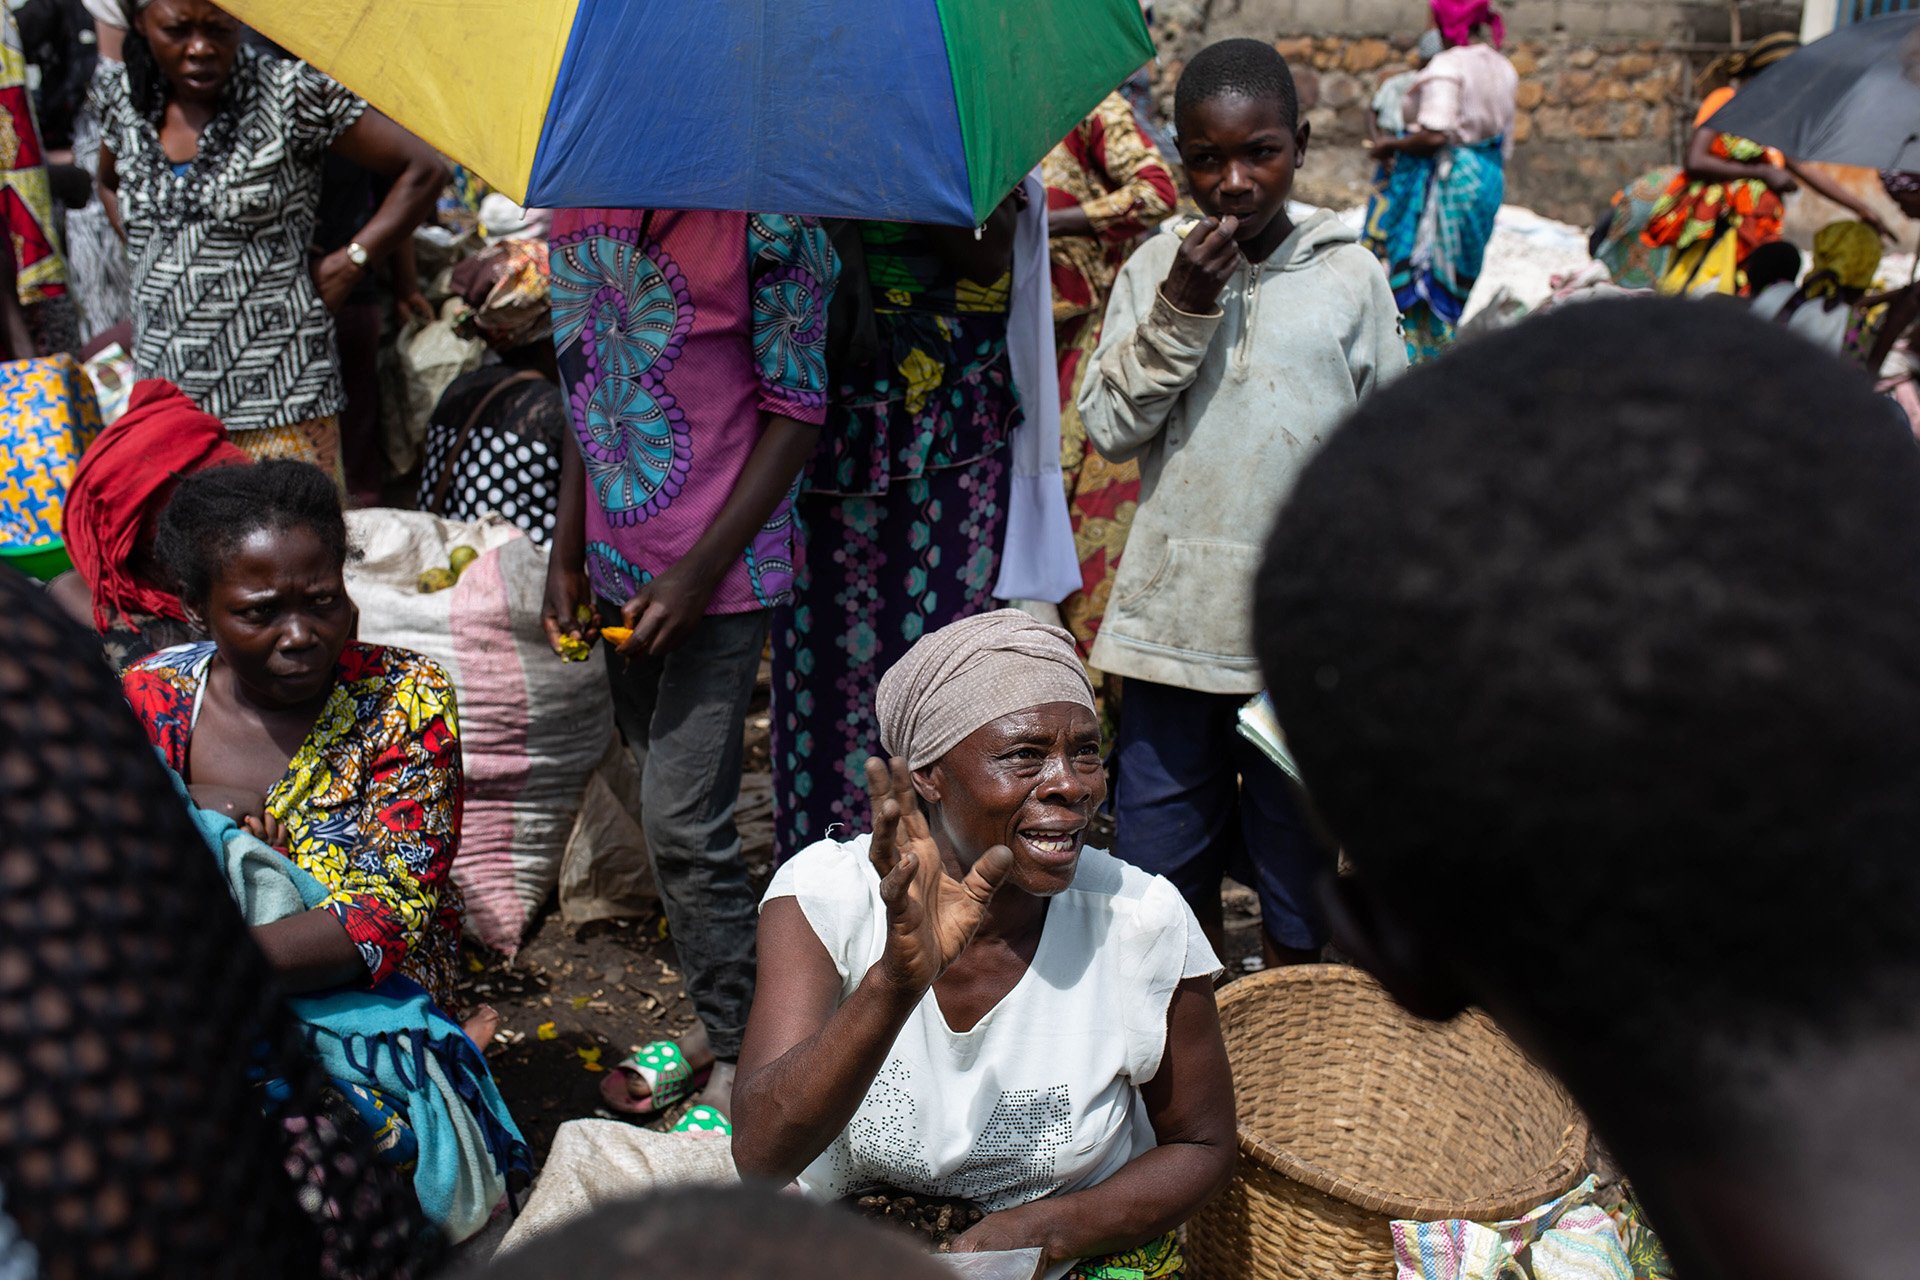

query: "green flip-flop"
xmin=598 ymin=1040 xmax=709 ymax=1119
xmin=672 ymin=1104 xmax=732 ymax=1136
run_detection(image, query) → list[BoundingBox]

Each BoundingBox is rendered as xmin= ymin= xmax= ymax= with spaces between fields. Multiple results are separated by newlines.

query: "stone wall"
xmin=1268 ymin=34 xmax=1686 ymax=222
xmin=1139 ymin=0 xmax=1797 ymax=224
xmin=1171 ymin=0 xmax=1799 ymax=46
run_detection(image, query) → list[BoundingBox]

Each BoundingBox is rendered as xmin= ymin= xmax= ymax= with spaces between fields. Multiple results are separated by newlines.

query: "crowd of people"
xmin=5 ymin=0 xmax=1920 ymax=1276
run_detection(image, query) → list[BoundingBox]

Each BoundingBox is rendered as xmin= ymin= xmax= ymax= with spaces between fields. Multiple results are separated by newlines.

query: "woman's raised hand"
xmin=864 ymin=757 xmax=1013 ymax=995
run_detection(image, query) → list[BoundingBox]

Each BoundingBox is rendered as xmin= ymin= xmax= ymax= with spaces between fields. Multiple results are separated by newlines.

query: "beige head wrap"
xmin=876 ymin=609 xmax=1096 ymax=770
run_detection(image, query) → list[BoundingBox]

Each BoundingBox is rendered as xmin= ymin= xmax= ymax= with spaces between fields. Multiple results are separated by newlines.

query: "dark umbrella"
xmin=1707 ymin=12 xmax=1920 ymax=171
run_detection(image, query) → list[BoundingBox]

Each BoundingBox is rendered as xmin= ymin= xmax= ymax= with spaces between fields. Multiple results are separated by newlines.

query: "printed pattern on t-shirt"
xmin=834 ymin=1059 xmax=1073 ymax=1211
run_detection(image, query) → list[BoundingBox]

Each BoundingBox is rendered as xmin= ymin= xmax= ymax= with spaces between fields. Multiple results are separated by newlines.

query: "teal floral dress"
xmin=771 ymin=221 xmax=1021 ymax=862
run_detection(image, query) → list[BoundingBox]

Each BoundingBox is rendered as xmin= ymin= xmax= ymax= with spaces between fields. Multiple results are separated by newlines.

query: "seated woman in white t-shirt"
xmin=732 ymin=610 xmax=1235 ymax=1278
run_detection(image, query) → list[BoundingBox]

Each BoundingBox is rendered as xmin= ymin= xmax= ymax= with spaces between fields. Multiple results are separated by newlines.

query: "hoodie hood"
xmin=1256 ymin=209 xmax=1361 ymax=273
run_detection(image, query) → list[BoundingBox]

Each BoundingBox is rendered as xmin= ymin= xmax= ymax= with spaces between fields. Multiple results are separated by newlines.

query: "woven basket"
xmin=1186 ymin=965 xmax=1589 ymax=1280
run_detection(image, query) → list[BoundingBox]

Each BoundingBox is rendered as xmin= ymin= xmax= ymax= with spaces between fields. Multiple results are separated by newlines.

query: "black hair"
xmin=1743 ymin=239 xmax=1803 ymax=294
xmin=1256 ymin=300 xmax=1920 ymax=1098
xmin=119 ymin=0 xmax=168 ymax=120
xmin=155 ymin=460 xmax=348 ymax=605
xmin=1174 ymin=38 xmax=1300 ymax=135
xmin=459 ymin=1185 xmax=946 ymax=1280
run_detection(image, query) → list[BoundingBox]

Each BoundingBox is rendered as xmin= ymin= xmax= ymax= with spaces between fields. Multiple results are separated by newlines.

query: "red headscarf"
xmin=64 ymin=380 xmax=250 ymax=630
xmin=1430 ymin=0 xmax=1505 ymax=48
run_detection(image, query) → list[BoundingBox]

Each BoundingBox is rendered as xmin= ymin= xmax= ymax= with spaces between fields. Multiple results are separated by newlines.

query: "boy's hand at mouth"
xmin=1162 ymin=215 xmax=1242 ymax=315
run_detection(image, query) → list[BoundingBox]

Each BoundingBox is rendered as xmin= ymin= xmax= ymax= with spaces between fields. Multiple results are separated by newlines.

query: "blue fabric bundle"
xmin=180 ymin=777 xmax=529 ymax=1243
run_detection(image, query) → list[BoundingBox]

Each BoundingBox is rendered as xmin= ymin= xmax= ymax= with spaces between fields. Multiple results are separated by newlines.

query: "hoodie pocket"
xmin=1112 ymin=538 xmax=1260 ymax=660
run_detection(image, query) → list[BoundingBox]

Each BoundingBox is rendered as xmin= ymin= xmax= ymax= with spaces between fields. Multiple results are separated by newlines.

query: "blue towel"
xmin=178 ymin=774 xmax=530 ymax=1242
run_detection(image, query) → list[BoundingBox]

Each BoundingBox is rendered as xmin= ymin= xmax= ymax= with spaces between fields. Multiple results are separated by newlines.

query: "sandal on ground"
xmin=597 ymin=1039 xmax=712 ymax=1119
xmin=671 ymin=1104 xmax=731 ymax=1136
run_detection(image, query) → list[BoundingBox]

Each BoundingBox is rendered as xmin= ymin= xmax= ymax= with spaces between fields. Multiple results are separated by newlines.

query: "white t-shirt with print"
xmin=764 ymin=837 xmax=1220 ymax=1237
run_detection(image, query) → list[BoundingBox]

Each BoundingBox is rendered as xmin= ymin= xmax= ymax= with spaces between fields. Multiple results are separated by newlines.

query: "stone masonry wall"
xmin=1284 ymin=34 xmax=1684 ymax=223
xmin=1138 ymin=0 xmax=1799 ymax=224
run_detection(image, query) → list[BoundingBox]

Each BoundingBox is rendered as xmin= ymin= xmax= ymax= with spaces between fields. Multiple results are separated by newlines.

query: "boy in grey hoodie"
xmin=1079 ymin=38 xmax=1407 ymax=963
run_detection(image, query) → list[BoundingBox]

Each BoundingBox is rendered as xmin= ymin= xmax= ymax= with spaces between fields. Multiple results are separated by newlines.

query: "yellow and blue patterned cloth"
xmin=0 ymin=354 xmax=104 ymax=547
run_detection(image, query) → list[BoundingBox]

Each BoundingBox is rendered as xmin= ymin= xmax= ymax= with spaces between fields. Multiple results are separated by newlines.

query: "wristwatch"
xmin=344 ymin=241 xmax=370 ymax=269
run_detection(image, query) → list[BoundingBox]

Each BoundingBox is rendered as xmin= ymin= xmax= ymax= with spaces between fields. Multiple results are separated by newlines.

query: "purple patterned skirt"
xmin=771 ymin=452 xmax=1011 ymax=862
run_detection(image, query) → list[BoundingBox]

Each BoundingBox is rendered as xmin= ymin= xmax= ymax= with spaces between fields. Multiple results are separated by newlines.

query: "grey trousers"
xmin=603 ymin=606 xmax=768 ymax=1061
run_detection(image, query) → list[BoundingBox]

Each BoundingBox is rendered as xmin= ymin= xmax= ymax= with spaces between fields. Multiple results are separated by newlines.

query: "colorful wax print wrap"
xmin=875 ymin=607 xmax=1094 ymax=769
xmin=64 ymin=379 xmax=249 ymax=631
xmin=1044 ymin=92 xmax=1176 ymax=654
xmin=548 ymin=209 xmax=836 ymax=614
xmin=0 ymin=6 xmax=65 ymax=305
xmin=1393 ymin=1177 xmax=1653 ymax=1280
xmin=771 ymin=216 xmax=1020 ymax=863
xmin=1067 ymin=1230 xmax=1184 ymax=1278
xmin=1365 ymin=137 xmax=1506 ymax=330
xmin=0 ymin=353 xmax=104 ymax=547
xmin=1595 ymin=167 xmax=1678 ymax=289
xmin=124 ymin=641 xmax=467 ymax=1006
xmin=1644 ymin=86 xmax=1785 ymax=279
xmin=1430 ymin=0 xmax=1505 ymax=47
xmin=1043 ymin=91 xmax=1177 ymax=325
xmin=187 ymin=780 xmax=530 ymax=1242
xmin=805 ymin=218 xmax=1019 ymax=498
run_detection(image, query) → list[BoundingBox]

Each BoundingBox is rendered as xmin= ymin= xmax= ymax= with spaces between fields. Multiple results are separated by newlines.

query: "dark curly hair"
xmin=1256 ymin=299 xmax=1920 ymax=1092
xmin=119 ymin=0 xmax=168 ymax=120
xmin=155 ymin=460 xmax=349 ymax=606
xmin=458 ymin=1185 xmax=944 ymax=1280
xmin=1175 ymin=38 xmax=1301 ymax=136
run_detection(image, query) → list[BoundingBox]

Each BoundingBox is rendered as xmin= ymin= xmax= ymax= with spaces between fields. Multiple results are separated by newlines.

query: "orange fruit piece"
xmin=601 ymin=626 xmax=634 ymax=646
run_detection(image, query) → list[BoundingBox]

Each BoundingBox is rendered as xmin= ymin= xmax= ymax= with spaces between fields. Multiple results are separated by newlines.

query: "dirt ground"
xmin=454 ymin=685 xmax=1268 ymax=1164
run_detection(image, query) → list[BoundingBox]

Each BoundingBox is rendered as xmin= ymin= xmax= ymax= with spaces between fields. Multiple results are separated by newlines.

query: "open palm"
xmin=864 ymin=757 xmax=1013 ymax=993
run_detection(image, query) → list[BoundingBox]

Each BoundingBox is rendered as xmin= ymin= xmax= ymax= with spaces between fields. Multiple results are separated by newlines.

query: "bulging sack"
xmin=346 ymin=508 xmax=613 ymax=954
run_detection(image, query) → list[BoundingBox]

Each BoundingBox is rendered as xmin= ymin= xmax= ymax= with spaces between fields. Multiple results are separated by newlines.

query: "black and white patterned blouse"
xmin=92 ymin=48 xmax=365 ymax=432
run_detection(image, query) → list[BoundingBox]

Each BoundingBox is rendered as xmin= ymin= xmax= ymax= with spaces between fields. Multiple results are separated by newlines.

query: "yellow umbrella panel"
xmin=230 ymin=0 xmax=582 ymax=201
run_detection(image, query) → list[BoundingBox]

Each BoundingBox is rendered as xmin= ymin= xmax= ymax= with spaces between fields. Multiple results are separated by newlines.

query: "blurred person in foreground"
xmin=0 ymin=562 xmax=439 ymax=1279
xmin=1255 ymin=298 xmax=1920 ymax=1280
xmin=465 ymin=1184 xmax=945 ymax=1280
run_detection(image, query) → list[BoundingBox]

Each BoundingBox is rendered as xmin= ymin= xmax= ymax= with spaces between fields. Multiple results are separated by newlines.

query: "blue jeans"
xmin=604 ymin=606 xmax=768 ymax=1060
xmin=1111 ymin=679 xmax=1333 ymax=951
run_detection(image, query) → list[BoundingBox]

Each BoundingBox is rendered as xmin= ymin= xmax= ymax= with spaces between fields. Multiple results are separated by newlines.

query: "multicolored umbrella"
xmin=223 ymin=0 xmax=1156 ymax=226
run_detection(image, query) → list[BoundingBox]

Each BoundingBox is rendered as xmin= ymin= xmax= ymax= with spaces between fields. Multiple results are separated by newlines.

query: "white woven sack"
xmin=345 ymin=508 xmax=612 ymax=954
